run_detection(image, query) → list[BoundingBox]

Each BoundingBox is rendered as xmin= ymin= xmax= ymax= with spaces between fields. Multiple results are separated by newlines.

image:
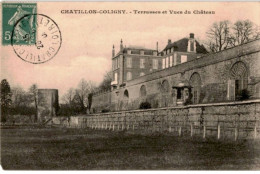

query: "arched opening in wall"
xmin=161 ymin=80 xmax=170 ymax=93
xmin=124 ymin=90 xmax=129 ymax=99
xmin=161 ymin=80 xmax=170 ymax=107
xmin=189 ymin=72 xmax=201 ymax=104
xmin=140 ymin=85 xmax=147 ymax=97
xmin=229 ymin=61 xmax=248 ymax=100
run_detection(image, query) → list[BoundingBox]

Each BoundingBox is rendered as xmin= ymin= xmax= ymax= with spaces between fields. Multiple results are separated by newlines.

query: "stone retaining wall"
xmin=54 ymin=100 xmax=260 ymax=140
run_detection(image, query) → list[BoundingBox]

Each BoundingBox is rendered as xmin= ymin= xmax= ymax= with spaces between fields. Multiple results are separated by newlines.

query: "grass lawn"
xmin=1 ymin=126 xmax=260 ymax=170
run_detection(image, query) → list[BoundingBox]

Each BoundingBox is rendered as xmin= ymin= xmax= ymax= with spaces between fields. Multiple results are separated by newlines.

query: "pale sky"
xmin=1 ymin=2 xmax=260 ymax=96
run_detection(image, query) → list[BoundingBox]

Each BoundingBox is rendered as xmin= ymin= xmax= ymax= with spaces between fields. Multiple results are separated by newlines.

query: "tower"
xmin=112 ymin=45 xmax=115 ymax=57
xmin=120 ymin=39 xmax=123 ymax=51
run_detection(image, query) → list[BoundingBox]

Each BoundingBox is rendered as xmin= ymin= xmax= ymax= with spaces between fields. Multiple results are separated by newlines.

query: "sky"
xmin=1 ymin=2 xmax=260 ymax=96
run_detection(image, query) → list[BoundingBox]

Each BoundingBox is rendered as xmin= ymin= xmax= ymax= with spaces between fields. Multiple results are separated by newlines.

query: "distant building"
xmin=111 ymin=39 xmax=160 ymax=89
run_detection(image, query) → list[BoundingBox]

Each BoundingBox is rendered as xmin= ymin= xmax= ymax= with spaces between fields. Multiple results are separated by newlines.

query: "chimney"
xmin=188 ymin=33 xmax=196 ymax=52
xmin=120 ymin=39 xmax=123 ymax=51
xmin=156 ymin=42 xmax=158 ymax=52
xmin=112 ymin=45 xmax=115 ymax=57
xmin=168 ymin=39 xmax=171 ymax=44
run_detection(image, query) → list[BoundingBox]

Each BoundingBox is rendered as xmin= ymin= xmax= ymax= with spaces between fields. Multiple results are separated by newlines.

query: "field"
xmin=1 ymin=126 xmax=260 ymax=170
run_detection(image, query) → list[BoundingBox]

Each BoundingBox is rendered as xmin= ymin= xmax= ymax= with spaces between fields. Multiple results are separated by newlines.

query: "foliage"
xmin=97 ymin=71 xmax=112 ymax=92
xmin=101 ymin=108 xmax=110 ymax=113
xmin=206 ymin=20 xmax=260 ymax=52
xmin=139 ymin=102 xmax=151 ymax=109
xmin=28 ymin=84 xmax=38 ymax=122
xmin=206 ymin=20 xmax=231 ymax=52
xmin=61 ymin=88 xmax=75 ymax=106
xmin=230 ymin=20 xmax=260 ymax=46
xmin=9 ymin=106 xmax=36 ymax=116
xmin=236 ymin=89 xmax=251 ymax=101
xmin=87 ymin=93 xmax=93 ymax=111
xmin=11 ymin=86 xmax=30 ymax=107
xmin=1 ymin=79 xmax=12 ymax=122
xmin=59 ymin=79 xmax=96 ymax=115
xmin=73 ymin=79 xmax=96 ymax=114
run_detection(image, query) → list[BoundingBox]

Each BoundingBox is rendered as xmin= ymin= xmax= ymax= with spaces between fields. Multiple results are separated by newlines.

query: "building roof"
xmin=162 ymin=38 xmax=208 ymax=54
xmin=127 ymin=45 xmax=156 ymax=51
xmin=115 ymin=46 xmax=157 ymax=57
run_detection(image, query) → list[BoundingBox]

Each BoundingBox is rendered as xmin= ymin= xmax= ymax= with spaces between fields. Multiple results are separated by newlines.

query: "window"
xmin=114 ymin=59 xmax=117 ymax=69
xmin=170 ymin=56 xmax=173 ymax=67
xmin=181 ymin=55 xmax=187 ymax=63
xmin=166 ymin=57 xmax=169 ymax=68
xmin=117 ymin=58 xmax=119 ymax=68
xmin=127 ymin=57 xmax=132 ymax=68
xmin=127 ymin=72 xmax=132 ymax=80
xmin=140 ymin=72 xmax=145 ymax=76
xmin=140 ymin=59 xmax=145 ymax=68
xmin=114 ymin=72 xmax=118 ymax=82
xmin=174 ymin=53 xmax=177 ymax=66
xmin=153 ymin=59 xmax=158 ymax=69
xmin=162 ymin=58 xmax=165 ymax=69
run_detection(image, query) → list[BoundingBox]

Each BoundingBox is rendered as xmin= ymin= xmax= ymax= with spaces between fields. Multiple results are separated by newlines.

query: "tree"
xmin=29 ymin=84 xmax=38 ymax=122
xmin=206 ymin=20 xmax=231 ymax=52
xmin=229 ymin=20 xmax=260 ymax=46
xmin=98 ymin=71 xmax=112 ymax=91
xmin=61 ymin=88 xmax=75 ymax=107
xmin=74 ymin=79 xmax=96 ymax=113
xmin=1 ymin=79 xmax=12 ymax=122
xmin=206 ymin=20 xmax=260 ymax=52
xmin=11 ymin=86 xmax=28 ymax=107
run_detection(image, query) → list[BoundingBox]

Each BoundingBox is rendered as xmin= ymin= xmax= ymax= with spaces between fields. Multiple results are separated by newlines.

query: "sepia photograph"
xmin=1 ymin=1 xmax=260 ymax=170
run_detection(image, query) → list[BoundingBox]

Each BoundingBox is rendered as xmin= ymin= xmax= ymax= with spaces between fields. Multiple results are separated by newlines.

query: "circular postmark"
xmin=11 ymin=14 xmax=62 ymax=64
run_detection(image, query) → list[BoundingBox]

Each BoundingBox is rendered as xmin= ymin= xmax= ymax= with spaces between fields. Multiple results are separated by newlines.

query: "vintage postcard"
xmin=1 ymin=1 xmax=260 ymax=170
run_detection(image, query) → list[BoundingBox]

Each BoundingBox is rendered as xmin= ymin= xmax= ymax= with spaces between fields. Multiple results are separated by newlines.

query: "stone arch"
xmin=161 ymin=80 xmax=170 ymax=107
xmin=140 ymin=85 xmax=147 ymax=97
xmin=189 ymin=72 xmax=201 ymax=104
xmin=123 ymin=90 xmax=129 ymax=99
xmin=230 ymin=61 xmax=248 ymax=88
xmin=161 ymin=80 xmax=170 ymax=93
xmin=229 ymin=61 xmax=248 ymax=99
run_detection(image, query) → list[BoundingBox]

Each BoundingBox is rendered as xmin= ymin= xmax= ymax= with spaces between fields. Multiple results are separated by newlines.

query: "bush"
xmin=237 ymin=89 xmax=251 ymax=101
xmin=101 ymin=109 xmax=110 ymax=113
xmin=139 ymin=102 xmax=151 ymax=109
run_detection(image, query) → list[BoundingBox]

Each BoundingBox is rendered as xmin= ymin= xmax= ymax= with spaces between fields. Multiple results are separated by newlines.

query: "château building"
xmin=91 ymin=33 xmax=260 ymax=113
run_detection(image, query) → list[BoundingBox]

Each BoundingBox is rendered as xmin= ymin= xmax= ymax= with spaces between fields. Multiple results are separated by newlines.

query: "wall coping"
xmin=83 ymin=99 xmax=260 ymax=117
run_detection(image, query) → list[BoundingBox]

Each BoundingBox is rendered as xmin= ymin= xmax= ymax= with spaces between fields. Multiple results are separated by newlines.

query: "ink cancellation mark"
xmin=11 ymin=14 xmax=62 ymax=64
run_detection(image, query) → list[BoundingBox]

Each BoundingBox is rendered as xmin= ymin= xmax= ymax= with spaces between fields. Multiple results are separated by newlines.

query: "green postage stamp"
xmin=2 ymin=3 xmax=62 ymax=64
xmin=2 ymin=3 xmax=37 ymax=45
